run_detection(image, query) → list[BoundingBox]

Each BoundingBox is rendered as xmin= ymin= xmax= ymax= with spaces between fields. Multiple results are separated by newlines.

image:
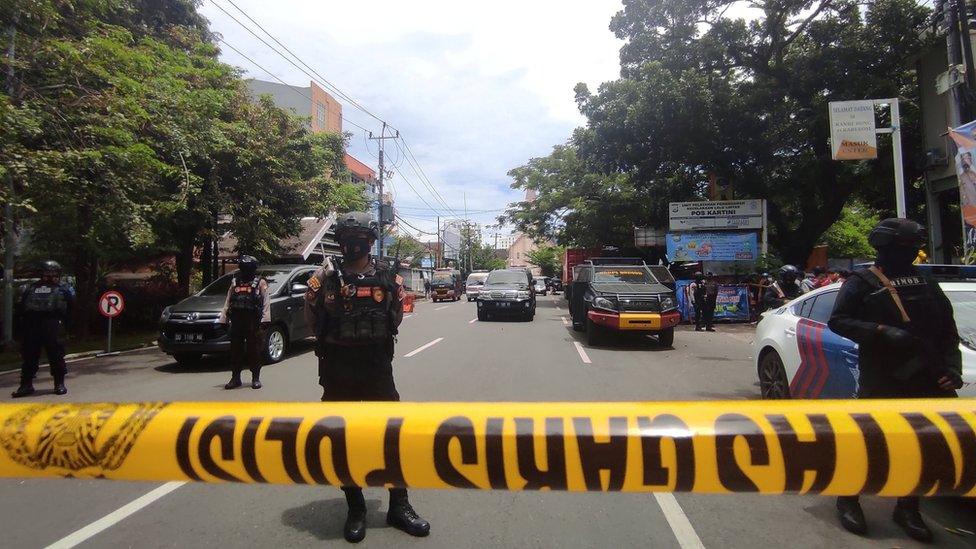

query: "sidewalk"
xmin=0 ymin=330 xmax=159 ymax=374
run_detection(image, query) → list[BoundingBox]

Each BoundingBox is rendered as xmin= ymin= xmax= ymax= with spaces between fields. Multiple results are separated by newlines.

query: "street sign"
xmin=421 ymin=257 xmax=433 ymax=268
xmin=668 ymin=200 xmax=763 ymax=231
xmin=828 ymin=100 xmax=878 ymax=160
xmin=99 ymin=291 xmax=124 ymax=318
xmin=937 ymin=65 xmax=966 ymax=95
xmin=634 ymin=227 xmax=665 ymax=247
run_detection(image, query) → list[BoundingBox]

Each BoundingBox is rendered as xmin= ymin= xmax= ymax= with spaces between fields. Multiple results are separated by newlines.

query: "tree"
xmin=526 ymin=245 xmax=565 ymax=278
xmin=506 ymin=0 xmax=933 ymax=265
xmin=821 ymin=202 xmax=880 ymax=258
xmin=388 ymin=233 xmax=428 ymax=267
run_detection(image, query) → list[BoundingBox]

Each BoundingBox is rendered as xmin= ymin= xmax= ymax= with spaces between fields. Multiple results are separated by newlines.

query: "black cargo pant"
xmin=229 ymin=311 xmax=263 ymax=378
xmin=319 ymin=341 xmax=408 ymax=511
xmin=20 ymin=316 xmax=67 ymax=384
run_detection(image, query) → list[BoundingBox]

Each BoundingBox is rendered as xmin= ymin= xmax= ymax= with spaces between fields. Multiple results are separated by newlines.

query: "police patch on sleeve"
xmin=395 ymin=274 xmax=404 ymax=285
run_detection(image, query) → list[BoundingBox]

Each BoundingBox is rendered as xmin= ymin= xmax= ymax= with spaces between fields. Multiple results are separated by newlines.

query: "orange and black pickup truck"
xmin=568 ymin=259 xmax=679 ymax=348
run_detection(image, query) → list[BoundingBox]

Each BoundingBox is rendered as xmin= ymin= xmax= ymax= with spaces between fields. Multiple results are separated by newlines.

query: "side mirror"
xmin=291 ymin=283 xmax=309 ymax=295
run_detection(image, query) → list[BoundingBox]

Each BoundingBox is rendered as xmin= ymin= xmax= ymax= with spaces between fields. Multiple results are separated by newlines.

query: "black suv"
xmin=568 ymin=259 xmax=679 ymax=347
xmin=476 ymin=268 xmax=536 ymax=321
xmin=158 ymin=264 xmax=318 ymax=366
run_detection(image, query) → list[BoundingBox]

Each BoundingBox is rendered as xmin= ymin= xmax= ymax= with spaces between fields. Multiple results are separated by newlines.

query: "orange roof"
xmin=344 ymin=153 xmax=375 ymax=181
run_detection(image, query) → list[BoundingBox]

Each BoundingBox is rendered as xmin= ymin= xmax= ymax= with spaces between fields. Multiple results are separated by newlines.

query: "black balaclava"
xmin=874 ymin=245 xmax=917 ymax=275
xmin=869 ymin=218 xmax=924 ymax=276
xmin=340 ymin=233 xmax=372 ymax=261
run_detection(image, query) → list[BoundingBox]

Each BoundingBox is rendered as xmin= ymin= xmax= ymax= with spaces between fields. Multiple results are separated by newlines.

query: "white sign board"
xmin=668 ymin=200 xmax=764 ymax=231
xmin=829 ymin=100 xmax=878 ymax=160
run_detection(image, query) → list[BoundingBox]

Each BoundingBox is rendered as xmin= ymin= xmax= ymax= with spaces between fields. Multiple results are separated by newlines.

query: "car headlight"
xmin=593 ymin=296 xmax=616 ymax=311
xmin=479 ymin=291 xmax=492 ymax=300
xmin=160 ymin=306 xmax=171 ymax=322
xmin=517 ymin=291 xmax=531 ymax=300
xmin=660 ymin=296 xmax=676 ymax=311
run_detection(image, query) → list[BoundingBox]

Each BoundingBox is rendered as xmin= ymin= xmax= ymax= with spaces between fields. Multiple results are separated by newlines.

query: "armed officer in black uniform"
xmin=217 ymin=255 xmax=271 ymax=390
xmin=12 ymin=260 xmax=74 ymax=398
xmin=305 ymin=211 xmax=430 ymax=544
xmin=828 ymin=218 xmax=962 ymax=543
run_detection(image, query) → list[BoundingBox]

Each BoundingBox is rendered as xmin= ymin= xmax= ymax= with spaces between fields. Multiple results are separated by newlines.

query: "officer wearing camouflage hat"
xmin=829 ymin=218 xmax=962 ymax=542
xmin=305 ymin=211 xmax=429 ymax=543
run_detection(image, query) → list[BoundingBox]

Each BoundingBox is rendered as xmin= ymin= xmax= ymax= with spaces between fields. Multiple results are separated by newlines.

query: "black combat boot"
xmin=11 ymin=380 xmax=35 ymax=398
xmin=893 ymin=497 xmax=932 ymax=543
xmin=342 ymin=488 xmax=367 ymax=543
xmin=224 ymin=373 xmax=242 ymax=390
xmin=53 ymin=376 xmax=67 ymax=395
xmin=836 ymin=496 xmax=867 ymax=536
xmin=251 ymin=371 xmax=262 ymax=390
xmin=387 ymin=488 xmax=430 ymax=537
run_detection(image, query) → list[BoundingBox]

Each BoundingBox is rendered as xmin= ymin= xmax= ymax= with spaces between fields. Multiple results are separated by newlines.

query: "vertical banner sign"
xmin=948 ymin=120 xmax=976 ymax=260
xmin=829 ymin=101 xmax=878 ymax=160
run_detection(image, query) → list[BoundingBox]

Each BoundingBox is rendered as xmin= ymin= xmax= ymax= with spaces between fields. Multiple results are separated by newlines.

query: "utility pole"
xmin=436 ymin=216 xmax=441 ymax=269
xmin=368 ymin=122 xmax=399 ymax=259
xmin=945 ymin=0 xmax=967 ymax=127
xmin=4 ymin=12 xmax=20 ymax=347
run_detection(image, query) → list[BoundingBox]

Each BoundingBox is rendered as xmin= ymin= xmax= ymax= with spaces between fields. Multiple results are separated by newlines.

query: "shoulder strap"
xmin=867 ymin=266 xmax=911 ymax=323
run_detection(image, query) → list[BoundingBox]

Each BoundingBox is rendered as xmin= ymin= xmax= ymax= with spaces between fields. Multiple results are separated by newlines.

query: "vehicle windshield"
xmin=593 ymin=267 xmax=656 ymax=284
xmin=946 ymin=291 xmax=976 ymax=350
xmin=432 ymin=272 xmax=455 ymax=283
xmin=198 ymin=269 xmax=293 ymax=296
xmin=486 ymin=271 xmax=528 ymax=286
xmin=466 ymin=274 xmax=488 ymax=286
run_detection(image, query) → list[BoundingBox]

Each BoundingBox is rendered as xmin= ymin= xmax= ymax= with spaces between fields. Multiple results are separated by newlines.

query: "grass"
xmin=0 ymin=329 xmax=159 ymax=373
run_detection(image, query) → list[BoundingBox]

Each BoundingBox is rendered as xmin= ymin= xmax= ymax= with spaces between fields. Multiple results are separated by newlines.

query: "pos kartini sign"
xmin=948 ymin=121 xmax=976 ymax=260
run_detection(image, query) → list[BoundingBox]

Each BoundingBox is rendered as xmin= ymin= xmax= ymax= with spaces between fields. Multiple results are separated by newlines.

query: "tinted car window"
xmin=945 ymin=290 xmax=976 ymax=350
xmin=199 ymin=269 xmax=294 ymax=296
xmin=808 ymin=291 xmax=837 ymax=324
xmin=796 ymin=296 xmax=816 ymax=318
xmin=486 ymin=271 xmax=529 ymax=285
xmin=593 ymin=267 xmax=655 ymax=284
xmin=291 ymin=270 xmax=313 ymax=287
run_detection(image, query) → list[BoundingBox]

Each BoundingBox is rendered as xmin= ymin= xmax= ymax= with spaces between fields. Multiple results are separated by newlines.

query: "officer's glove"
xmin=877 ymin=325 xmax=915 ymax=349
xmin=938 ymin=370 xmax=964 ymax=390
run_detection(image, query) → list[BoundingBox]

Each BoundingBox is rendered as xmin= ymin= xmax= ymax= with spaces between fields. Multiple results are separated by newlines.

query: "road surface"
xmin=0 ymin=295 xmax=973 ymax=548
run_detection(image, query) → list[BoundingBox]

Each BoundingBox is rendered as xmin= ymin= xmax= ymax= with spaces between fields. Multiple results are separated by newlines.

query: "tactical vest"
xmin=229 ymin=277 xmax=262 ymax=313
xmin=322 ymin=264 xmax=397 ymax=343
xmin=23 ymin=283 xmax=68 ymax=314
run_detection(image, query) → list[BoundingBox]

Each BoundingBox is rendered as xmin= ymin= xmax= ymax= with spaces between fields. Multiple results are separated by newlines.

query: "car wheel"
xmin=586 ymin=316 xmax=604 ymax=346
xmin=759 ymin=350 xmax=790 ymax=399
xmin=657 ymin=327 xmax=675 ymax=348
xmin=477 ymin=309 xmax=487 ymax=321
xmin=173 ymin=352 xmax=202 ymax=366
xmin=264 ymin=324 xmax=287 ymax=364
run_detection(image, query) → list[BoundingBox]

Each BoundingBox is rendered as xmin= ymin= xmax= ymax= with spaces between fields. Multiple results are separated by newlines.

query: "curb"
xmin=0 ymin=342 xmax=160 ymax=376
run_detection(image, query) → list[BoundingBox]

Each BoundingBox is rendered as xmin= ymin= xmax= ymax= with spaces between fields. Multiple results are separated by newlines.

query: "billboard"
xmin=666 ymin=232 xmax=758 ymax=262
xmin=668 ymin=200 xmax=763 ymax=231
xmin=829 ymin=100 xmax=877 ymax=160
xmin=948 ymin=120 xmax=976 ymax=258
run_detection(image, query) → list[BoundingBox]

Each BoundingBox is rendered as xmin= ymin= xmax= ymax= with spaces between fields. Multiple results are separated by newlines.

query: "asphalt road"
xmin=0 ymin=295 xmax=974 ymax=548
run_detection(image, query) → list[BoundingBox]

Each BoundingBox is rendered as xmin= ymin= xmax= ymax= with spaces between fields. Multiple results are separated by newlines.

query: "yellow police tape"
xmin=0 ymin=399 xmax=974 ymax=496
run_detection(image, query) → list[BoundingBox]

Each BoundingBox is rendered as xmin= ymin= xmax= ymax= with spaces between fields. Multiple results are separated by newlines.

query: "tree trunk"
xmin=176 ymin=233 xmax=194 ymax=297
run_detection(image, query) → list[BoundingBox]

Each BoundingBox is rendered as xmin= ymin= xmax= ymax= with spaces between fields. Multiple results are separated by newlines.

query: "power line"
xmin=393 ymin=137 xmax=460 ymax=218
xmin=395 ymin=214 xmax=437 ymax=236
xmin=214 ymin=37 xmax=371 ymax=133
xmin=221 ymin=0 xmax=393 ymax=129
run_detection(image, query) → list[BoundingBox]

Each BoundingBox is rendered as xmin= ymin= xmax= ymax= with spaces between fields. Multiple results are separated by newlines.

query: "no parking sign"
xmin=99 ymin=291 xmax=125 ymax=318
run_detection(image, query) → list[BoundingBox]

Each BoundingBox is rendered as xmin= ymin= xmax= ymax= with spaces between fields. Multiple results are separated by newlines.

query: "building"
xmin=507 ymin=233 xmax=544 ymax=275
xmin=914 ymin=22 xmax=976 ymax=262
xmin=492 ymin=233 xmax=516 ymax=250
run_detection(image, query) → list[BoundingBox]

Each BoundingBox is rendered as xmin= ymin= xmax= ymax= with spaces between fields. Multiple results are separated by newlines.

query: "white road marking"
xmin=573 ymin=341 xmax=591 ymax=364
xmin=45 ymin=481 xmax=186 ymax=549
xmin=404 ymin=337 xmax=444 ymax=357
xmin=468 ymin=318 xmax=478 ymax=324
xmin=435 ymin=306 xmax=449 ymax=311
xmin=653 ymin=493 xmax=706 ymax=549
xmin=555 ymin=304 xmax=561 ymax=310
xmin=561 ymin=316 xmax=570 ymax=327
xmin=403 ymin=313 xmax=415 ymax=319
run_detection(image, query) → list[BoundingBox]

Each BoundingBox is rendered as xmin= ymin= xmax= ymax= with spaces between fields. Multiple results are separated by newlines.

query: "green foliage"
xmin=822 ymin=202 xmax=880 ymax=258
xmin=388 ymin=233 xmax=428 ymax=267
xmin=525 ymin=245 xmax=565 ymax=278
xmin=505 ymin=0 xmax=933 ymax=265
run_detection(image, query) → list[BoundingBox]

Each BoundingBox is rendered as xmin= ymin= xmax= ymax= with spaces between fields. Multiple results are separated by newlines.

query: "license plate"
xmin=498 ymin=302 xmax=510 ymax=308
xmin=175 ymin=333 xmax=203 ymax=343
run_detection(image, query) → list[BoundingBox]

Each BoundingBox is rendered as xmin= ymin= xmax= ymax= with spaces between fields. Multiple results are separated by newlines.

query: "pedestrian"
xmin=828 ymin=218 xmax=962 ymax=543
xmin=761 ymin=265 xmax=802 ymax=311
xmin=12 ymin=260 xmax=74 ymax=398
xmin=424 ymin=277 xmax=431 ymax=299
xmin=702 ymin=272 xmax=719 ymax=331
xmin=800 ymin=267 xmax=823 ymax=293
xmin=689 ymin=272 xmax=706 ymax=331
xmin=821 ymin=268 xmax=840 ymax=287
xmin=305 ymin=211 xmax=430 ymax=544
xmin=217 ymin=255 xmax=270 ymax=390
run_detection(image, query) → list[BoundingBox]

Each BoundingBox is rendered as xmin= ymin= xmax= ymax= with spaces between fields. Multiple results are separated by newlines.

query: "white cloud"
xmin=200 ymin=0 xmax=623 ymax=235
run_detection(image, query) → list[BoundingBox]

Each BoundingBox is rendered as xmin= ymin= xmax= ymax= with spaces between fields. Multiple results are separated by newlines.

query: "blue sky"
xmin=198 ymin=0 xmax=624 ymax=238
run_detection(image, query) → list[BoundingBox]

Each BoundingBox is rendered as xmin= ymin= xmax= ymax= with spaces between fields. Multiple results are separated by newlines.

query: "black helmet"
xmin=238 ymin=255 xmax=258 ymax=277
xmin=693 ymin=271 xmax=704 ymax=279
xmin=335 ymin=211 xmax=379 ymax=240
xmin=868 ymin=218 xmax=926 ymax=249
xmin=39 ymin=260 xmax=61 ymax=276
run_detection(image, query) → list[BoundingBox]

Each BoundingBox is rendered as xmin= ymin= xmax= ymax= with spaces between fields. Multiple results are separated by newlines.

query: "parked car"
xmin=476 ymin=269 xmax=536 ymax=321
xmin=568 ymin=259 xmax=679 ymax=347
xmin=550 ymin=278 xmax=564 ymax=294
xmin=754 ymin=280 xmax=976 ymax=399
xmin=534 ymin=277 xmax=548 ymax=296
xmin=466 ymin=271 xmax=489 ymax=302
xmin=158 ymin=264 xmax=318 ymax=366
